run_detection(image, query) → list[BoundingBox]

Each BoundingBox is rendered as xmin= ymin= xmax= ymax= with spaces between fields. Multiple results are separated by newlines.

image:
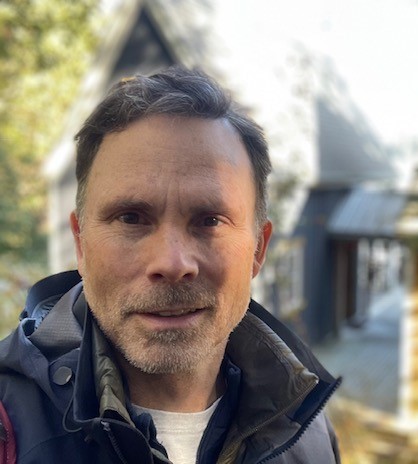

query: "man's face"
xmin=71 ymin=115 xmax=271 ymax=374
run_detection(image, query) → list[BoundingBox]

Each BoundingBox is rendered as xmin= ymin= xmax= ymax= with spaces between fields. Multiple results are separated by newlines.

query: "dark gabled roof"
xmin=328 ymin=188 xmax=407 ymax=239
xmin=316 ymin=98 xmax=397 ymax=186
xmin=44 ymin=0 xmax=198 ymax=181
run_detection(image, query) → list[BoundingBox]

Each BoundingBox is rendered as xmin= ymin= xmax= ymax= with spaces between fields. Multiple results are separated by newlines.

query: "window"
xmin=276 ymin=238 xmax=305 ymax=318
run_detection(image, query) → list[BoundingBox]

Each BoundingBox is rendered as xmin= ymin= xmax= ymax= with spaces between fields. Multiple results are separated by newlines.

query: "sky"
xmin=214 ymin=0 xmax=418 ymax=145
xmin=309 ymin=0 xmax=418 ymax=145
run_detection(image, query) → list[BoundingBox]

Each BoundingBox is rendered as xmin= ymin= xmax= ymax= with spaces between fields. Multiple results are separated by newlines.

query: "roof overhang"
xmin=328 ymin=188 xmax=407 ymax=240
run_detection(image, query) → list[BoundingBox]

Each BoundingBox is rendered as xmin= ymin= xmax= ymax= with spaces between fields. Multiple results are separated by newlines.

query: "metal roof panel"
xmin=328 ymin=188 xmax=406 ymax=238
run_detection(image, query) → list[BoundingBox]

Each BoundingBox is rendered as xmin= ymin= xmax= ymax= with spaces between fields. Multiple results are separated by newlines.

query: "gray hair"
xmin=75 ymin=66 xmax=271 ymax=227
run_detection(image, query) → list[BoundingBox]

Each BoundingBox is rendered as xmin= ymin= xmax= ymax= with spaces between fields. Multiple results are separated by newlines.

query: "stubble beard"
xmin=83 ymin=280 xmax=233 ymax=374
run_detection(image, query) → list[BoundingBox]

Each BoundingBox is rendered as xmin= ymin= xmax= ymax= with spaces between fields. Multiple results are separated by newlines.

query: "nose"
xmin=145 ymin=227 xmax=199 ymax=284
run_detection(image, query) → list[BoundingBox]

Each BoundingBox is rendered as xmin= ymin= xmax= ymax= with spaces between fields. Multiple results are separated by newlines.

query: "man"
xmin=0 ymin=67 xmax=340 ymax=463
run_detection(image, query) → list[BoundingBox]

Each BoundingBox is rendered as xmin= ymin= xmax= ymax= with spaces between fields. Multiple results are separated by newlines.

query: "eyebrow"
xmin=98 ymin=199 xmax=154 ymax=219
xmin=97 ymin=194 xmax=230 ymax=220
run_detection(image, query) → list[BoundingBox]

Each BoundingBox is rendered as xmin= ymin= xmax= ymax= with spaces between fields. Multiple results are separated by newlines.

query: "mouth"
xmin=146 ymin=307 xmax=203 ymax=317
xmin=129 ymin=307 xmax=207 ymax=330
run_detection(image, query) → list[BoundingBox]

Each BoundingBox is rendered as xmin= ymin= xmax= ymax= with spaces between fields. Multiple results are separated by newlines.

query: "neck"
xmin=117 ymin=346 xmax=227 ymax=413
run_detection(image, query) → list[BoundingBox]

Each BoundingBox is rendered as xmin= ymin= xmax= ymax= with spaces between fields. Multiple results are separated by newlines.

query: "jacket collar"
xmin=219 ymin=306 xmax=341 ymax=463
xmin=224 ymin=312 xmax=319 ymax=444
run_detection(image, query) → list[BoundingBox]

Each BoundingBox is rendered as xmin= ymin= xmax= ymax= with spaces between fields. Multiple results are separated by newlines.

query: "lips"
xmin=130 ymin=307 xmax=206 ymax=330
xmin=152 ymin=308 xmax=200 ymax=317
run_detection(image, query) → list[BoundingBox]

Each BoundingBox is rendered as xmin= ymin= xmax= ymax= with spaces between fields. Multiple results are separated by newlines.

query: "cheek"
xmin=215 ymin=244 xmax=255 ymax=309
xmin=227 ymin=236 xmax=258 ymax=274
xmin=204 ymin=241 xmax=254 ymax=289
xmin=82 ymin=234 xmax=137 ymax=277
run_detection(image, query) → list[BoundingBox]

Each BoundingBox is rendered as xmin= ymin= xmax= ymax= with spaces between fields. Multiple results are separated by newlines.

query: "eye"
xmin=200 ymin=216 xmax=220 ymax=227
xmin=118 ymin=212 xmax=148 ymax=225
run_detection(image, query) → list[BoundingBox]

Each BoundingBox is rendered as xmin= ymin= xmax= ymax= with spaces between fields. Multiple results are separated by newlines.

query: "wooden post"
xmin=400 ymin=248 xmax=418 ymax=423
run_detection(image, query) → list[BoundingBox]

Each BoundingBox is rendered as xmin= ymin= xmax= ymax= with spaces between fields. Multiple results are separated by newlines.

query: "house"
xmin=255 ymin=60 xmax=409 ymax=343
xmin=44 ymin=0 xmax=412 ymax=348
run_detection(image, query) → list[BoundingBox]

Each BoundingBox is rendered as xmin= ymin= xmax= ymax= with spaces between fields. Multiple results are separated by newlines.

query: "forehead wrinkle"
xmin=161 ymin=172 xmax=217 ymax=218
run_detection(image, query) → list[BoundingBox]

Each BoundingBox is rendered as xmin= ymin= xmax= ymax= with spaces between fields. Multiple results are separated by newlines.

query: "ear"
xmin=70 ymin=211 xmax=85 ymax=276
xmin=252 ymin=220 xmax=272 ymax=278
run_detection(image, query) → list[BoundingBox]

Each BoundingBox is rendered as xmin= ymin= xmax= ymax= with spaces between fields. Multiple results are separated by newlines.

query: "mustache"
xmin=120 ymin=283 xmax=217 ymax=315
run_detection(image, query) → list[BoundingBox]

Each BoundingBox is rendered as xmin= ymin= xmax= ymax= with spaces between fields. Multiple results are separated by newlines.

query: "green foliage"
xmin=0 ymin=0 xmax=101 ymax=262
xmin=0 ymin=145 xmax=47 ymax=261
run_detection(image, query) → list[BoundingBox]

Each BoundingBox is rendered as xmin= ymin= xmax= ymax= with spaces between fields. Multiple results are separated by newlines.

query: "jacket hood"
xmin=0 ymin=272 xmax=84 ymax=413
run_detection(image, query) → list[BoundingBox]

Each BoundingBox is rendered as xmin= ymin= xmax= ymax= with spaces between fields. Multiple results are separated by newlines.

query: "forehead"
xmin=82 ymin=115 xmax=257 ymax=219
xmin=89 ymin=115 xmax=254 ymax=181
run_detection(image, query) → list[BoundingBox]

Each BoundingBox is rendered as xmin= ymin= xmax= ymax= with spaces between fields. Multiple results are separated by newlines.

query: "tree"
xmin=0 ymin=0 xmax=101 ymax=263
xmin=0 ymin=0 xmax=102 ymax=334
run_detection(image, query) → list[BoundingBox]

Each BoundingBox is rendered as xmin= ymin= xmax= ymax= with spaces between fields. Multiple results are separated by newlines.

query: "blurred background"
xmin=1 ymin=0 xmax=417 ymax=462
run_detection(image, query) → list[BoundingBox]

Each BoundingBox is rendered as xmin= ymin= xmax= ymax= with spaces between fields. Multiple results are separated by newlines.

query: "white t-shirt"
xmin=134 ymin=398 xmax=222 ymax=464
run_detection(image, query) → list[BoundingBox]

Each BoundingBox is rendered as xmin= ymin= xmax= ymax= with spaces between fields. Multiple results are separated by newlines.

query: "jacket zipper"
xmin=218 ymin=377 xmax=319 ymax=464
xmin=101 ymin=420 xmax=129 ymax=464
xmin=255 ymin=377 xmax=342 ymax=464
